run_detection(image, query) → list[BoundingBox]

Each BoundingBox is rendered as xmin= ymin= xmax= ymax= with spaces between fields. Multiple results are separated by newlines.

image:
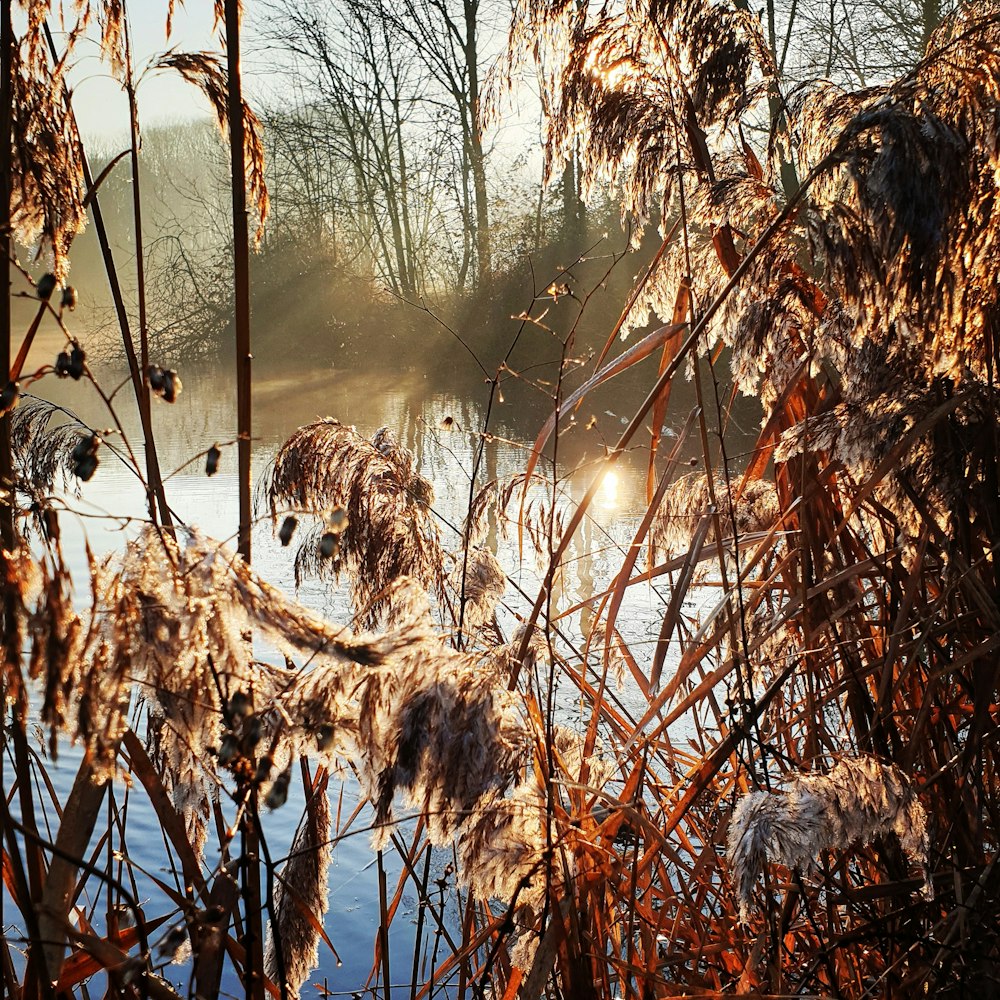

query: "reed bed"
xmin=2 ymin=0 xmax=1000 ymax=998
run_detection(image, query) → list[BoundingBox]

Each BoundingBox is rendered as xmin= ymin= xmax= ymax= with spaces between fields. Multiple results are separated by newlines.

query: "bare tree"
xmin=773 ymin=0 xmax=955 ymax=89
xmin=258 ymin=1 xmax=435 ymax=294
xmin=378 ymin=0 xmax=496 ymax=287
xmin=257 ymin=0 xmax=500 ymax=294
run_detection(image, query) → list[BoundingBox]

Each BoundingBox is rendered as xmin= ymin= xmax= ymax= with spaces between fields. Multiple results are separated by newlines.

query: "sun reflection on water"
xmin=599 ymin=468 xmax=619 ymax=508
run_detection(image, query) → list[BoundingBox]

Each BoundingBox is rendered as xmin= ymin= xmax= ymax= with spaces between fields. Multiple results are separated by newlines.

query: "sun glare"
xmin=600 ymin=469 xmax=619 ymax=507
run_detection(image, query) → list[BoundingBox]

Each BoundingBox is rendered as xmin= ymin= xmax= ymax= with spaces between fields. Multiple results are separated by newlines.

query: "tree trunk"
xmin=561 ymin=144 xmax=586 ymax=246
xmin=464 ymin=0 xmax=491 ymax=288
xmin=921 ymin=0 xmax=941 ymax=51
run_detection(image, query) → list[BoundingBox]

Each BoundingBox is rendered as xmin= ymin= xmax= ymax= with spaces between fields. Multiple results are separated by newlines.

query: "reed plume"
xmin=93 ymin=526 xmax=557 ymax=947
xmin=10 ymin=396 xmax=91 ymax=496
xmin=28 ymin=526 xmax=417 ymax=850
xmin=449 ymin=545 xmax=506 ymax=630
xmin=728 ymin=757 xmax=931 ymax=923
xmin=155 ymin=51 xmax=269 ymax=244
xmin=264 ymin=419 xmax=444 ymax=627
xmin=264 ymin=771 xmax=333 ymax=999
xmin=651 ymin=472 xmax=779 ymax=560
xmin=467 ymin=473 xmax=572 ymax=567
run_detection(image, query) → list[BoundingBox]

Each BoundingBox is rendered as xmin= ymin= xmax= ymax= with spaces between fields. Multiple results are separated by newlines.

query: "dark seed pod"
xmin=254 ymin=755 xmax=273 ymax=784
xmin=319 ymin=531 xmax=339 ymax=559
xmin=205 ymin=444 xmax=221 ymax=476
xmin=201 ymin=904 xmax=226 ymax=925
xmin=74 ymin=453 xmax=99 ymax=482
xmin=162 ymin=369 xmax=181 ymax=403
xmin=148 ymin=365 xmax=182 ymax=403
xmin=265 ymin=766 xmax=292 ymax=810
xmin=71 ymin=432 xmax=100 ymax=464
xmin=326 ymin=506 xmax=349 ymax=533
xmin=228 ymin=690 xmax=251 ymax=719
xmin=217 ymin=732 xmax=240 ymax=765
xmin=0 ymin=381 xmax=19 ymax=415
xmin=60 ymin=285 xmax=78 ymax=310
xmin=68 ymin=343 xmax=85 ymax=380
xmin=156 ymin=922 xmax=188 ymax=961
xmin=278 ymin=515 xmax=297 ymax=546
xmin=71 ymin=433 xmax=101 ymax=481
xmin=118 ymin=956 xmax=145 ymax=985
xmin=242 ymin=714 xmax=262 ymax=751
xmin=111 ymin=903 xmax=136 ymax=929
xmin=36 ymin=273 xmax=57 ymax=301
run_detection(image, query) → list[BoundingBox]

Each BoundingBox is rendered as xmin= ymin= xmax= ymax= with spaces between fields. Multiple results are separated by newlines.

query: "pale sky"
xmin=60 ymin=2 xmax=227 ymax=142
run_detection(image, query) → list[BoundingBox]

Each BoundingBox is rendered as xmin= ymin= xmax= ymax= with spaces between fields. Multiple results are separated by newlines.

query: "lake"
xmin=7 ymin=354 xmax=707 ymax=996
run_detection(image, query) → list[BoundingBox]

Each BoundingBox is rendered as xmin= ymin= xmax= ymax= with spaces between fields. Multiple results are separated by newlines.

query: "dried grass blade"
xmin=0 ymin=936 xmax=20 ymax=1000
xmin=873 ymin=528 xmax=930 ymax=721
xmin=553 ymin=656 xmax=642 ymax=744
xmin=1 ymin=847 xmax=25 ymax=910
xmin=409 ymin=908 xmax=510 ymax=1000
xmin=736 ymin=359 xmax=810 ymax=493
xmin=55 ymin=915 xmax=170 ymax=991
xmin=36 ymin=755 xmax=116 ymax=982
xmin=222 ymin=936 xmax=282 ymax=999
xmin=517 ymin=904 xmax=564 ymax=1000
xmin=590 ymin=224 xmax=678 ymax=375
xmin=650 ymin=511 xmax=712 ymax=691
xmin=499 ymin=968 xmax=523 ymax=999
xmin=194 ymin=868 xmax=241 ymax=999
xmin=9 ymin=303 xmax=44 ymax=381
xmin=269 ymin=867 xmax=339 ymax=969
xmin=657 ymin=660 xmax=799 ymax=840
xmin=827 ymin=393 xmax=968 ymax=548
xmin=81 ymin=148 xmax=129 ymax=208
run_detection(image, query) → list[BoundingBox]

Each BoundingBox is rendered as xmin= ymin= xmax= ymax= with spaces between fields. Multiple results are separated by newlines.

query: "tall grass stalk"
xmin=226 ymin=0 xmax=254 ymax=564
xmin=0 ymin=0 xmax=11 ymax=551
xmin=41 ymin=22 xmax=174 ymax=533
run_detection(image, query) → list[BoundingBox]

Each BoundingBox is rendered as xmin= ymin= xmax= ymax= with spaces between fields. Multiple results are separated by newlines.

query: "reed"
xmin=3 ymin=0 xmax=1000 ymax=998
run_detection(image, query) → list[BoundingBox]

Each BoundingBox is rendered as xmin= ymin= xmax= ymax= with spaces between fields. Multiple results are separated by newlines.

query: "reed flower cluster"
xmin=466 ymin=473 xmax=572 ymax=567
xmin=449 ymin=545 xmax=506 ymax=630
xmin=264 ymin=419 xmax=443 ymax=627
xmin=264 ymin=772 xmax=333 ymax=998
xmin=651 ymin=472 xmax=779 ymax=560
xmin=728 ymin=756 xmax=930 ymax=923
